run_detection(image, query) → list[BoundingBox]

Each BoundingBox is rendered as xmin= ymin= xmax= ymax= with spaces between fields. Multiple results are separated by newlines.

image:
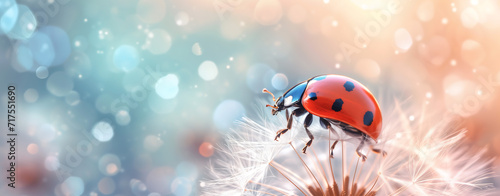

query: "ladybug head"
xmin=263 ymin=88 xmax=285 ymax=115
xmin=263 ymin=81 xmax=308 ymax=115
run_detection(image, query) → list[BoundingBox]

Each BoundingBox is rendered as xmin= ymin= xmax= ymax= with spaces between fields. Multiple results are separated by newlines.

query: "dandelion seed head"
xmin=202 ymin=99 xmax=494 ymax=196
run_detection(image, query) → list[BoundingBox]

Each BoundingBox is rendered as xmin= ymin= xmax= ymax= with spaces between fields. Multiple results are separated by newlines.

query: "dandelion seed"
xmin=202 ymin=100 xmax=494 ymax=196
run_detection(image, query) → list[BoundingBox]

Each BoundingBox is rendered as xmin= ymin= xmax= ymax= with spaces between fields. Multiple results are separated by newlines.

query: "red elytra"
xmin=301 ymin=75 xmax=382 ymax=140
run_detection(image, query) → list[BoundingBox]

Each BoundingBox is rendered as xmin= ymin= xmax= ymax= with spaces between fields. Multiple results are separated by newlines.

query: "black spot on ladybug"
xmin=363 ymin=111 xmax=374 ymax=126
xmin=312 ymin=75 xmax=327 ymax=81
xmin=344 ymin=81 xmax=355 ymax=92
xmin=331 ymin=99 xmax=344 ymax=112
xmin=308 ymin=92 xmax=317 ymax=101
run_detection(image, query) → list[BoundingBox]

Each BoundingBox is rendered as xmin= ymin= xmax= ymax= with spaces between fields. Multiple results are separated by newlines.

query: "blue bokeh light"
xmin=0 ymin=1 xmax=17 ymax=34
xmin=113 ymin=45 xmax=140 ymax=72
xmin=213 ymin=100 xmax=246 ymax=131
xmin=5 ymin=4 xmax=36 ymax=40
xmin=91 ymin=121 xmax=114 ymax=142
xmin=155 ymin=74 xmax=179 ymax=99
xmin=28 ymin=31 xmax=55 ymax=66
xmin=61 ymin=176 xmax=85 ymax=196
xmin=39 ymin=26 xmax=71 ymax=66
xmin=246 ymin=63 xmax=276 ymax=93
xmin=46 ymin=71 xmax=73 ymax=96
xmin=15 ymin=42 xmax=33 ymax=70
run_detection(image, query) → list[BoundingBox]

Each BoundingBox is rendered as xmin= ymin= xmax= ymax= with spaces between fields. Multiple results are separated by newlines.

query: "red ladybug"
xmin=263 ymin=74 xmax=384 ymax=160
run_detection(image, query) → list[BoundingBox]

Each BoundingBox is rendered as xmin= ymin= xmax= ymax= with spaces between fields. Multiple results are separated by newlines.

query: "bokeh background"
xmin=1 ymin=0 xmax=500 ymax=195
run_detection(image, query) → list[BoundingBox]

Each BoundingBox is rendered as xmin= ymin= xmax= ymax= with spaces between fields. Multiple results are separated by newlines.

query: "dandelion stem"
xmin=342 ymin=175 xmax=350 ymax=195
xmin=342 ymin=141 xmax=346 ymax=191
xmin=269 ymin=161 xmax=309 ymax=196
xmin=364 ymin=174 xmax=379 ymax=196
xmin=361 ymin=153 xmax=381 ymax=186
xmin=354 ymin=155 xmax=367 ymax=188
xmin=290 ymin=143 xmax=326 ymax=196
xmin=351 ymin=158 xmax=360 ymax=194
xmin=271 ymin=161 xmax=314 ymax=194
xmin=310 ymin=147 xmax=330 ymax=187
xmin=328 ymin=130 xmax=337 ymax=186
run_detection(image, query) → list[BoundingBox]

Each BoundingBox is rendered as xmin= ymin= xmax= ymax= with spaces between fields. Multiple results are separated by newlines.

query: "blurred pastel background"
xmin=1 ymin=0 xmax=500 ymax=195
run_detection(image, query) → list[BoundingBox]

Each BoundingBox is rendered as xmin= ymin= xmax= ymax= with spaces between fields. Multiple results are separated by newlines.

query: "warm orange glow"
xmin=199 ymin=142 xmax=214 ymax=157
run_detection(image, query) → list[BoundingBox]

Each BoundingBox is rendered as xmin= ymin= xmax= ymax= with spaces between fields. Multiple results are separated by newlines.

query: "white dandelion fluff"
xmin=202 ymin=99 xmax=494 ymax=196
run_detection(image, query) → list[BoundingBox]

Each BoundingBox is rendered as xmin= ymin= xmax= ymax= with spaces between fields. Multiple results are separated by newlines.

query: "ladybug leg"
xmin=319 ymin=118 xmax=339 ymax=157
xmin=274 ymin=107 xmax=307 ymax=141
xmin=371 ymin=147 xmax=387 ymax=157
xmin=356 ymin=138 xmax=368 ymax=162
xmin=275 ymin=108 xmax=306 ymax=141
xmin=323 ymin=119 xmax=340 ymax=139
xmin=301 ymin=113 xmax=314 ymax=153
xmin=319 ymin=118 xmax=330 ymax=129
xmin=329 ymin=140 xmax=339 ymax=158
xmin=285 ymin=109 xmax=289 ymax=121
xmin=366 ymin=136 xmax=387 ymax=157
xmin=274 ymin=129 xmax=288 ymax=141
xmin=275 ymin=109 xmax=295 ymax=141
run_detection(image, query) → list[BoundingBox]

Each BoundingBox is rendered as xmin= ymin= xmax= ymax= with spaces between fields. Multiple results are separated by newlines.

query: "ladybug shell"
xmin=301 ymin=75 xmax=382 ymax=140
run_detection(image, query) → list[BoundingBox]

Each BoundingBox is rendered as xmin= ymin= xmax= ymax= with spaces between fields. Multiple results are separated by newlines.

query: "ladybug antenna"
xmin=262 ymin=88 xmax=276 ymax=102
xmin=266 ymin=104 xmax=278 ymax=109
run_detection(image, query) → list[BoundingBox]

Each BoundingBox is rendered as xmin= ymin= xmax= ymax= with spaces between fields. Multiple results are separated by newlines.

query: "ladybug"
xmin=263 ymin=74 xmax=385 ymax=161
